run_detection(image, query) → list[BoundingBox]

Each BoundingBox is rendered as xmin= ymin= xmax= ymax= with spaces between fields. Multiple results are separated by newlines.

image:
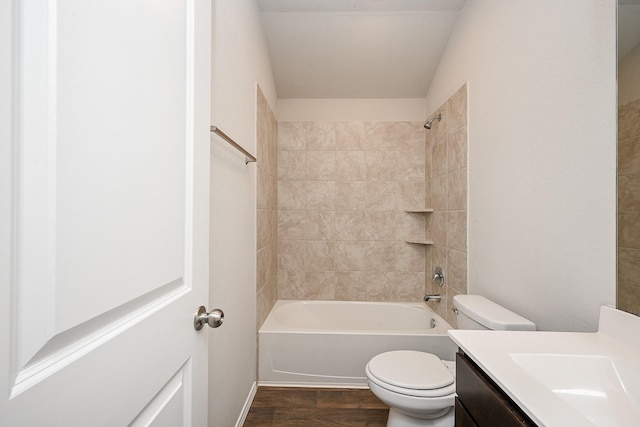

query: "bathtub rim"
xmin=260 ymin=299 xmax=453 ymax=334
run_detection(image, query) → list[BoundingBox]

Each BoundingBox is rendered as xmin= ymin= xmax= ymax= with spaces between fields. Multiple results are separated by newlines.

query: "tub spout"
xmin=423 ymin=294 xmax=442 ymax=303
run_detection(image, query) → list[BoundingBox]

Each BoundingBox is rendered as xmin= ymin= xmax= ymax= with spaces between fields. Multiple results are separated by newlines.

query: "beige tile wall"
xmin=277 ymin=121 xmax=428 ymax=301
xmin=256 ymin=87 xmax=278 ymax=328
xmin=618 ymin=97 xmax=640 ymax=316
xmin=424 ymin=84 xmax=468 ymax=327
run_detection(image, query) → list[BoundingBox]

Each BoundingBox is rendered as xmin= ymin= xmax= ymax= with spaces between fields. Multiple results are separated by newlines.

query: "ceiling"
xmin=257 ymin=0 xmax=467 ymax=99
xmin=258 ymin=0 xmax=640 ymax=100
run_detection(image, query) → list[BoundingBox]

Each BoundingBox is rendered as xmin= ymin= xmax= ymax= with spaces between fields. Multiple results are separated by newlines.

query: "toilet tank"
xmin=453 ymin=295 xmax=536 ymax=331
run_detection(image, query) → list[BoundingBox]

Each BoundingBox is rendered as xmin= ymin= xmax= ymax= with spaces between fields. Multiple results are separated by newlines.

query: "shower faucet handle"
xmin=432 ymin=266 xmax=445 ymax=287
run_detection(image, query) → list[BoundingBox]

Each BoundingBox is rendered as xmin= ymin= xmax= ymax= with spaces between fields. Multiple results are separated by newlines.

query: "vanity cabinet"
xmin=455 ymin=397 xmax=479 ymax=427
xmin=455 ymin=351 xmax=537 ymax=427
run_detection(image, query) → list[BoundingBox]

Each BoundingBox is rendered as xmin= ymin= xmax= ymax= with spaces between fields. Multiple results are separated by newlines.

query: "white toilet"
xmin=365 ymin=295 xmax=536 ymax=427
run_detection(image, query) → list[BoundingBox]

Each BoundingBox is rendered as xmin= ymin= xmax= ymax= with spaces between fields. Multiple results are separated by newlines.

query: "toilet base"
xmin=386 ymin=407 xmax=454 ymax=427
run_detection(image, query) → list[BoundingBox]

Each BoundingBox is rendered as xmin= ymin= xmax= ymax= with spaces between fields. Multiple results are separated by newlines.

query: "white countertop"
xmin=448 ymin=306 xmax=640 ymax=427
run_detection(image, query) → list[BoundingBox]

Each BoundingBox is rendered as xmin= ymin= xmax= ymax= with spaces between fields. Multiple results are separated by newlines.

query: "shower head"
xmin=423 ymin=113 xmax=442 ymax=130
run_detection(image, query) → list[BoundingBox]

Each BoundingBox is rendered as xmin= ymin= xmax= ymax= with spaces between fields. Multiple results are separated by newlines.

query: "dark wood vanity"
xmin=455 ymin=351 xmax=538 ymax=427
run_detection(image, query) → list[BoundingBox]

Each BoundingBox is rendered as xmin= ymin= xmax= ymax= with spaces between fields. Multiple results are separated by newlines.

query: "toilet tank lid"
xmin=453 ymin=295 xmax=536 ymax=331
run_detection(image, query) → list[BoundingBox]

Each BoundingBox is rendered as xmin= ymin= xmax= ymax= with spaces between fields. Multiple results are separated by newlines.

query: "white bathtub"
xmin=258 ymin=300 xmax=457 ymax=387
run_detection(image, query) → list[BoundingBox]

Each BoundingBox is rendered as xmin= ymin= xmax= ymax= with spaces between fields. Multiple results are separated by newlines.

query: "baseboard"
xmin=235 ymin=381 xmax=258 ymax=427
xmin=257 ymin=381 xmax=368 ymax=389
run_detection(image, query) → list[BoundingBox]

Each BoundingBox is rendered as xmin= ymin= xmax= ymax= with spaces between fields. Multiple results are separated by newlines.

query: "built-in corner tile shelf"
xmin=405 ymin=239 xmax=434 ymax=245
xmin=404 ymin=209 xmax=434 ymax=244
xmin=404 ymin=208 xmax=434 ymax=213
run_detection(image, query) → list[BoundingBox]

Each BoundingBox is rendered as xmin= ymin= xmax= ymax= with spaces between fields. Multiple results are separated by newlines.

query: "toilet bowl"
xmin=365 ymin=295 xmax=536 ymax=427
xmin=366 ymin=351 xmax=455 ymax=427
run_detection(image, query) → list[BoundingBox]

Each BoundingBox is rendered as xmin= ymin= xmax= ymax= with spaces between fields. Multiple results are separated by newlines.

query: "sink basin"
xmin=511 ymin=353 xmax=640 ymax=426
xmin=451 ymin=308 xmax=640 ymax=427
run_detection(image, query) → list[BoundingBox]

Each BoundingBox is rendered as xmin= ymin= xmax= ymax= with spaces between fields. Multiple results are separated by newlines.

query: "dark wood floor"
xmin=243 ymin=387 xmax=389 ymax=426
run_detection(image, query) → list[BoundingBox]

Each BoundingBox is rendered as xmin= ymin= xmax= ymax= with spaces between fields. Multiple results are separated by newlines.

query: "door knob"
xmin=194 ymin=306 xmax=224 ymax=330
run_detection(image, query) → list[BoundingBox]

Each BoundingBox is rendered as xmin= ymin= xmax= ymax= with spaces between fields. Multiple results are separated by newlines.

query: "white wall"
xmin=277 ymin=98 xmax=426 ymax=122
xmin=0 ymin=0 xmax=11 ymax=415
xmin=425 ymin=0 xmax=617 ymax=332
xmin=209 ymin=0 xmax=276 ymax=425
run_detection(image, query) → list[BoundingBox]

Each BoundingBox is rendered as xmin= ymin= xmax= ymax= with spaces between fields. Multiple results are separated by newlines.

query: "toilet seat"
xmin=366 ymin=351 xmax=456 ymax=398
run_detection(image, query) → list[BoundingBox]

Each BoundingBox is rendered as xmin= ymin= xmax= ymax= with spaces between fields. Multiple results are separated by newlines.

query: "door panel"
xmin=130 ymin=361 xmax=191 ymax=427
xmin=54 ymin=0 xmax=187 ymax=332
xmin=1 ymin=0 xmax=211 ymax=425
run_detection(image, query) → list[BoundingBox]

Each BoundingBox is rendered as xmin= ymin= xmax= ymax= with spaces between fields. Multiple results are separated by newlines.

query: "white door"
xmin=0 ymin=0 xmax=212 ymax=425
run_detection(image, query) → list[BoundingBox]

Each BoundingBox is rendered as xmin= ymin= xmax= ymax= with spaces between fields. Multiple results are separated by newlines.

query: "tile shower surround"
xmin=418 ymin=84 xmax=468 ymax=327
xmin=265 ymin=84 xmax=468 ymax=327
xmin=256 ymin=87 xmax=278 ymax=329
xmin=424 ymin=84 xmax=468 ymax=327
xmin=618 ymin=97 xmax=640 ymax=315
xmin=277 ymin=120 xmax=428 ymax=302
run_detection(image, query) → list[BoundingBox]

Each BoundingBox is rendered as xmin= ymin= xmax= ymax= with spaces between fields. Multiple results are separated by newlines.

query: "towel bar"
xmin=210 ymin=126 xmax=257 ymax=164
